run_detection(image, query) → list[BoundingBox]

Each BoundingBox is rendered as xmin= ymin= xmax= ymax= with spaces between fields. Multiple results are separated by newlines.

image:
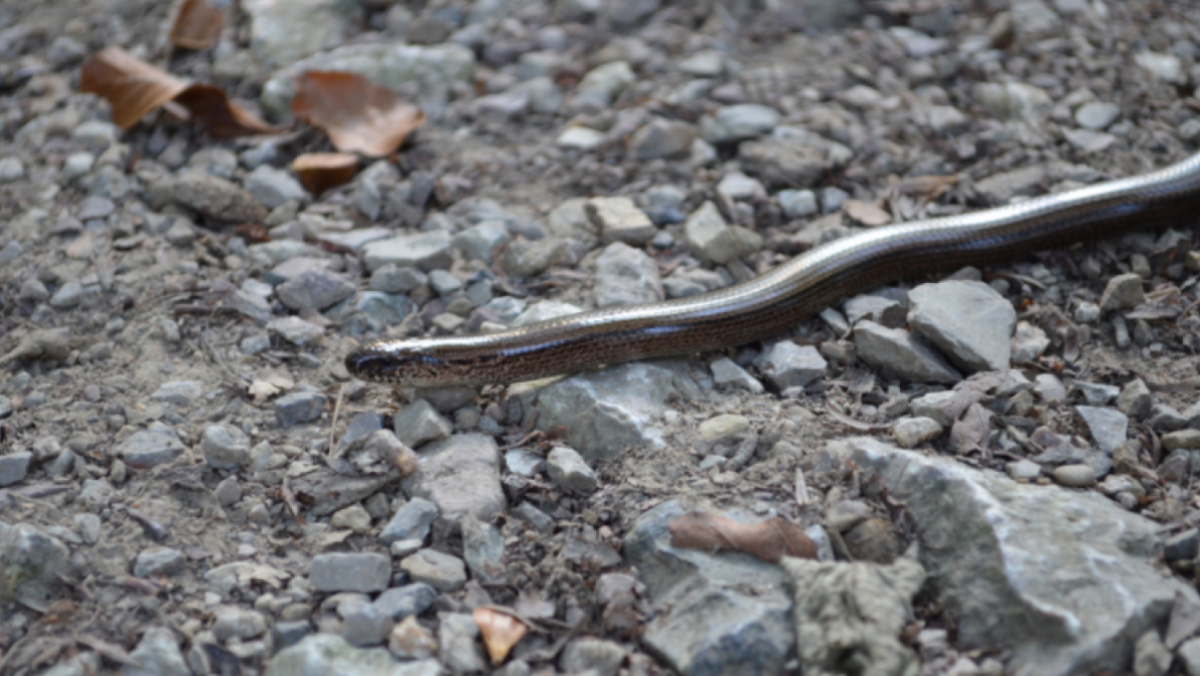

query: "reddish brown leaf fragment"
xmin=170 ymin=0 xmax=225 ymax=50
xmin=291 ymin=152 xmax=359 ymax=194
xmin=173 ymin=84 xmax=284 ymax=138
xmin=79 ymin=46 xmax=189 ymax=129
xmin=291 ymin=71 xmax=426 ymax=157
xmin=668 ymin=511 xmax=818 ymax=563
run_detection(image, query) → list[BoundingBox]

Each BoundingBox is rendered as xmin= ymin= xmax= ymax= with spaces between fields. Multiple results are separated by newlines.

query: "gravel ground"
xmin=4 ymin=0 xmax=1200 ymax=675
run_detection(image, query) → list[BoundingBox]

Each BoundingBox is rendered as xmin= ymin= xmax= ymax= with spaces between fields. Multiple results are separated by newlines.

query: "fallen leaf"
xmin=292 ymin=152 xmax=359 ymax=193
xmin=80 ymin=46 xmax=283 ymax=137
xmin=248 ymin=379 xmax=279 ymax=405
xmin=843 ymin=199 xmax=892 ymax=226
xmin=169 ymin=0 xmax=224 ymax=50
xmin=80 ymin=46 xmax=188 ymax=129
xmin=473 ymin=606 xmax=527 ymax=666
xmin=668 ymin=512 xmax=817 ymax=563
xmin=173 ymin=84 xmax=283 ymax=138
xmin=291 ymin=71 xmax=426 ymax=157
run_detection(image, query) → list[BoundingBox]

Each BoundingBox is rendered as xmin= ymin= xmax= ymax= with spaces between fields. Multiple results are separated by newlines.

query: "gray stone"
xmin=1164 ymin=429 xmax=1200 ymax=451
xmin=974 ymin=81 xmax=1052 ymax=122
xmin=363 ymin=231 xmax=454 ymax=272
xmin=401 ymin=434 xmax=505 ymax=534
xmin=784 ymin=553 xmax=925 ymax=676
xmin=700 ymin=104 xmax=781 ymax=145
xmin=1100 ymin=273 xmax=1145 ymax=312
xmin=393 ymin=399 xmax=453 ymax=448
xmin=1076 ymin=382 xmax=1119 ymax=406
xmin=853 ymin=321 xmax=962 ymax=384
xmin=265 ymin=633 xmax=441 ymax=676
xmin=908 ymin=281 xmax=1015 ymax=372
xmin=400 ymin=549 xmax=467 ymax=592
xmin=380 ymin=498 xmax=439 ymax=544
xmin=1012 ymin=321 xmax=1051 ymax=362
xmin=438 ymin=612 xmax=488 ymax=673
xmin=1064 ymin=128 xmax=1117 ymax=154
xmin=1133 ymin=631 xmax=1172 ymax=676
xmin=371 ymin=265 xmax=427 ymax=294
xmin=711 ymin=357 xmax=764 ymax=394
xmin=1182 ymin=638 xmax=1200 ymax=676
xmin=505 ymin=448 xmax=545 ymax=477
xmin=1075 ymin=101 xmax=1121 ymax=130
xmin=629 ymin=118 xmax=696 ymax=160
xmin=0 ymin=522 xmax=71 ymax=604
xmin=243 ymin=165 xmax=307 ymax=210
xmin=275 ymin=391 xmax=327 ymax=428
xmin=518 ymin=360 xmax=700 ymax=460
xmin=975 ymin=164 xmax=1048 ymax=205
xmin=453 ymin=221 xmax=513 ymax=263
xmin=684 ymin=201 xmax=762 ymax=265
xmin=0 ymin=451 xmax=31 ymax=487
xmin=756 ymin=341 xmax=827 ymax=390
xmin=1116 ymin=379 xmax=1153 ymax=419
xmin=376 ymin=583 xmax=438 ymax=620
xmin=212 ymin=606 xmax=269 ymax=642
xmin=75 ymin=514 xmax=102 ymax=545
xmin=560 ymin=637 xmax=625 ymax=676
xmin=546 ymin=446 xmax=599 ymax=493
xmin=556 ymin=126 xmax=606 ymax=150
xmin=594 ymin=242 xmax=663 ymax=308
xmin=778 ymin=189 xmax=818 ymax=218
xmin=1052 ymin=464 xmax=1097 ymax=488
xmin=461 ymin=516 xmax=506 ymax=584
xmin=310 ymin=552 xmax=391 ymax=593
xmin=122 ymin=627 xmax=189 ymax=676
xmin=341 ymin=600 xmax=394 ymax=647
xmin=891 ymin=417 xmax=943 ymax=448
xmin=76 ymin=196 xmax=115 ymax=220
xmin=843 ymin=295 xmax=907 ymax=329
xmin=152 ymin=173 xmax=267 ymax=222
xmin=719 ymin=173 xmax=767 ymax=203
xmin=133 ymin=547 xmax=185 ymax=578
xmin=1135 ymin=51 xmax=1184 ymax=83
xmin=823 ymin=437 xmax=1195 ymax=676
xmin=738 ymin=137 xmax=829 ymax=189
xmin=1007 ymin=459 xmax=1042 ymax=481
xmin=149 ymin=381 xmax=203 ymax=407
xmin=243 ymin=0 xmax=360 ymax=67
xmin=116 ymin=423 xmax=186 ymax=467
xmin=1076 ymin=406 xmax=1129 ymax=455
xmin=588 ymin=196 xmax=657 ymax=245
xmin=267 ymin=316 xmax=324 ymax=346
xmin=627 ymin=501 xmax=793 ymax=676
xmin=0 ymin=157 xmax=24 ymax=183
xmin=226 ymin=289 xmax=274 ymax=324
xmin=201 ymin=424 xmax=251 ymax=469
xmin=573 ymin=61 xmax=635 ymax=108
xmin=276 ymin=269 xmax=356 ymax=312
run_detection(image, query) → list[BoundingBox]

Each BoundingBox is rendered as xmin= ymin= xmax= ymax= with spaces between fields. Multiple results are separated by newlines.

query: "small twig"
xmin=328 ymin=383 xmax=346 ymax=458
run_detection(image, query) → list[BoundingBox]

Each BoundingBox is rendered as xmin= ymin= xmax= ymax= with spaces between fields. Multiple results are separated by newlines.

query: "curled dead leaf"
xmin=169 ymin=0 xmax=224 ymax=50
xmin=291 ymin=71 xmax=426 ymax=157
xmin=80 ymin=46 xmax=188 ymax=129
xmin=292 ymin=152 xmax=359 ymax=194
xmin=668 ymin=511 xmax=817 ymax=564
xmin=80 ymin=46 xmax=283 ymax=137
xmin=473 ymin=606 xmax=528 ymax=666
xmin=843 ymin=199 xmax=892 ymax=227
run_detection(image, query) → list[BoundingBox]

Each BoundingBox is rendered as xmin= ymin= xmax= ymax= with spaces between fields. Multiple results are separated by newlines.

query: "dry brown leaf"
xmin=291 ymin=71 xmax=426 ymax=157
xmin=173 ymin=84 xmax=284 ymax=138
xmin=668 ymin=512 xmax=817 ymax=564
xmin=473 ymin=606 xmax=527 ymax=666
xmin=80 ymin=46 xmax=283 ymax=137
xmin=80 ymin=46 xmax=188 ymax=129
xmin=292 ymin=152 xmax=359 ymax=194
xmin=169 ymin=0 xmax=224 ymax=50
xmin=843 ymin=199 xmax=892 ymax=227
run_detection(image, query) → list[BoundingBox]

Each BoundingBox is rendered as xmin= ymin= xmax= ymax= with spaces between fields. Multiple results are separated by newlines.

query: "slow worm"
xmin=346 ymin=151 xmax=1200 ymax=386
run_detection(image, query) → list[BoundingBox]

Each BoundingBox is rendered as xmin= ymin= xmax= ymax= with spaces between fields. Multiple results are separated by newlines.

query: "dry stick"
xmin=328 ymin=383 xmax=346 ymax=458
